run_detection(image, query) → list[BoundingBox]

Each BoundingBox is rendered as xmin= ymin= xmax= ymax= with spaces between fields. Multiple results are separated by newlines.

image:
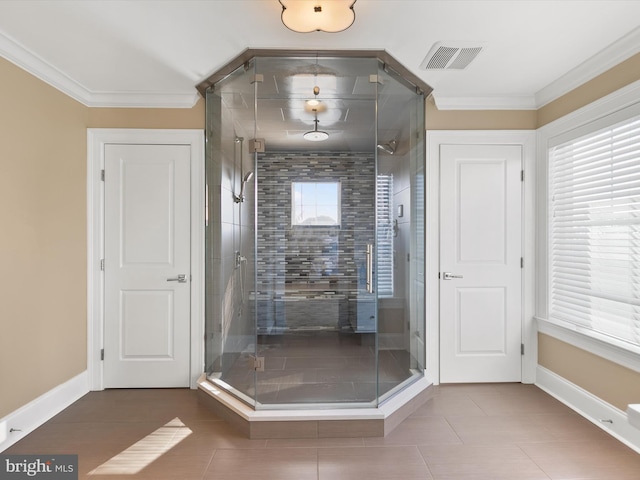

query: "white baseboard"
xmin=0 ymin=371 xmax=89 ymax=452
xmin=536 ymin=366 xmax=640 ymax=454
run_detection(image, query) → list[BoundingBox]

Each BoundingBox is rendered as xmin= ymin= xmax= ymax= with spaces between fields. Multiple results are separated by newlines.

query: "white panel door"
xmin=104 ymin=144 xmax=191 ymax=388
xmin=440 ymin=144 xmax=522 ymax=383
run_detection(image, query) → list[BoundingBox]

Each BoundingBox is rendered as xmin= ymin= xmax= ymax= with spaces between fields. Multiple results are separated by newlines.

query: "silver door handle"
xmin=167 ymin=274 xmax=187 ymax=283
xmin=366 ymin=244 xmax=374 ymax=294
xmin=442 ymin=272 xmax=463 ymax=280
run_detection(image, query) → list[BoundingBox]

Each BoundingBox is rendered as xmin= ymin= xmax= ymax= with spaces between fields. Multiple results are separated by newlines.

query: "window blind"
xmin=377 ymin=175 xmax=394 ymax=297
xmin=549 ymin=114 xmax=640 ymax=347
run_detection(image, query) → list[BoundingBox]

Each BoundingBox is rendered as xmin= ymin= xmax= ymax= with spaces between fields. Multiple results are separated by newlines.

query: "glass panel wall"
xmin=205 ymin=60 xmax=258 ymax=406
xmin=375 ymin=63 xmax=426 ymax=401
xmin=205 ymin=53 xmax=426 ymax=409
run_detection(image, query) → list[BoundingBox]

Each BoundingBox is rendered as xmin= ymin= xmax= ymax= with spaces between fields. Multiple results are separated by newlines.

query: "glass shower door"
xmin=252 ymin=56 xmax=380 ymax=407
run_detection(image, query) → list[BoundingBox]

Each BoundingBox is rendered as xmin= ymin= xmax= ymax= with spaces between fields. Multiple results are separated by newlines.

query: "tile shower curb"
xmin=197 ymin=374 xmax=432 ymax=439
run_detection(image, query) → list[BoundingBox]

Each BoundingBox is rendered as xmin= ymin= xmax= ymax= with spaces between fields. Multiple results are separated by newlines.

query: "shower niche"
xmin=199 ymin=50 xmax=431 ymax=436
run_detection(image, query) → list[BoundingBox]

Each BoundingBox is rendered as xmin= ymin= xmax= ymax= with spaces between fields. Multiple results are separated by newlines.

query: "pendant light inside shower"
xmin=303 ymin=86 xmax=329 ymax=141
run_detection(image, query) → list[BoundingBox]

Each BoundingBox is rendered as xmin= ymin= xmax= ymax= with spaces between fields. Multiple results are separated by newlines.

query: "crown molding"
xmin=86 ymin=91 xmax=201 ymax=108
xmin=432 ymin=95 xmax=537 ymax=111
xmin=0 ymin=29 xmax=94 ymax=105
xmin=0 ymin=30 xmax=200 ymax=108
xmin=2 ymin=21 xmax=638 ymax=110
xmin=535 ymin=26 xmax=640 ymax=109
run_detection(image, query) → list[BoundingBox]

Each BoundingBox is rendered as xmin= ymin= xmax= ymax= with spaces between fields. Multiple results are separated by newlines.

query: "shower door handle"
xmin=167 ymin=274 xmax=187 ymax=283
xmin=366 ymin=244 xmax=374 ymax=294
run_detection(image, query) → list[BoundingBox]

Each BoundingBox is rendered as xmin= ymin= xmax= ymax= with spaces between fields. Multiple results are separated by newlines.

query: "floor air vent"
xmin=420 ymin=42 xmax=485 ymax=70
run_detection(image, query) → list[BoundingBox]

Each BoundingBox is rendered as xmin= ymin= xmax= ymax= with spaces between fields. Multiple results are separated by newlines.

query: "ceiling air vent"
xmin=420 ymin=42 xmax=485 ymax=70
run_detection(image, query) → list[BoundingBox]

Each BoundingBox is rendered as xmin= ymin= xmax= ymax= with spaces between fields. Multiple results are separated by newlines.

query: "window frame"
xmin=538 ymin=83 xmax=640 ymax=363
xmin=291 ymin=181 xmax=342 ymax=227
xmin=548 ymin=111 xmax=640 ymax=349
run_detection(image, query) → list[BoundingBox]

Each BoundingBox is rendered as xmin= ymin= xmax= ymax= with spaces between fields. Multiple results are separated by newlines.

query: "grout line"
xmin=442 ymin=414 xmax=466 ymax=445
xmin=200 ymin=449 xmax=218 ymax=480
xmin=514 ymin=443 xmax=553 ymax=480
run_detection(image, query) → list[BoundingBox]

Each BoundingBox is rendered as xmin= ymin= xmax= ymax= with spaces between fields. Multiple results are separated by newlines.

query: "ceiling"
xmin=0 ymin=1 xmax=639 ymax=111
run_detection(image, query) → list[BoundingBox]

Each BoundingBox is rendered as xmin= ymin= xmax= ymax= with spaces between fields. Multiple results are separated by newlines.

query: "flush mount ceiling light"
xmin=280 ymin=0 xmax=357 ymax=33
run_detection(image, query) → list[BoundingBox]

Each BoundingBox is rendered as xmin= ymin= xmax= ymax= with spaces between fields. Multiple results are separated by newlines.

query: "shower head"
xmin=235 ymin=136 xmax=244 ymax=143
xmin=234 ymin=171 xmax=254 ymax=203
xmin=303 ymin=110 xmax=329 ymax=142
xmin=377 ymin=139 xmax=397 ymax=155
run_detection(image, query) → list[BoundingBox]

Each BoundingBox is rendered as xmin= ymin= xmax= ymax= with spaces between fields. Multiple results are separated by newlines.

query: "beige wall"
xmin=538 ymin=334 xmax=640 ymax=411
xmin=87 ymin=100 xmax=204 ymax=129
xmin=537 ymin=52 xmax=640 ymax=127
xmin=0 ymin=57 xmax=204 ymax=419
xmin=426 ymin=98 xmax=537 ymax=130
xmin=0 ymin=57 xmax=88 ymax=417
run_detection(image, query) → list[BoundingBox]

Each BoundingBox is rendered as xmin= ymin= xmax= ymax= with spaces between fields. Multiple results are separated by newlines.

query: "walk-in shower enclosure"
xmin=201 ymin=50 xmax=430 ymax=409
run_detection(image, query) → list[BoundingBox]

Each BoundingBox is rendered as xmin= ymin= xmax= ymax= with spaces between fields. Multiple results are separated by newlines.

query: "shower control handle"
xmin=167 ymin=274 xmax=187 ymax=283
xmin=442 ymin=272 xmax=463 ymax=280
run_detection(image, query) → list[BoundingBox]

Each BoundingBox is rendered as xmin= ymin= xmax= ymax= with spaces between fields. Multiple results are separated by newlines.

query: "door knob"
xmin=167 ymin=274 xmax=187 ymax=283
xmin=442 ymin=272 xmax=463 ymax=280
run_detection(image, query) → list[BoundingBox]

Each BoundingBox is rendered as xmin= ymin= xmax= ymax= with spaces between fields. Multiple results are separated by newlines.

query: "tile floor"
xmin=5 ymin=383 xmax=640 ymax=479
xmin=220 ymin=332 xmax=417 ymax=404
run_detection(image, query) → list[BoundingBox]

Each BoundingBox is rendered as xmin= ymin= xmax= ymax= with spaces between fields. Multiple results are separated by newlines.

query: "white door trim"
xmin=426 ymin=130 xmax=536 ymax=385
xmin=87 ymin=128 xmax=205 ymax=390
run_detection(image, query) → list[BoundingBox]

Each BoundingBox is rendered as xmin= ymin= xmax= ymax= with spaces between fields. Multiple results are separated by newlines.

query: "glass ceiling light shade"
xmin=280 ymin=0 xmax=357 ymax=33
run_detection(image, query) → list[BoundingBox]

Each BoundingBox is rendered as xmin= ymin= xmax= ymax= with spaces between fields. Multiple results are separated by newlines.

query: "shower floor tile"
xmin=220 ymin=331 xmax=416 ymax=405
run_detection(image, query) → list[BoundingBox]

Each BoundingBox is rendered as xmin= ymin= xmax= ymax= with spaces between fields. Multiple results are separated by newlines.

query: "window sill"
xmin=536 ymin=316 xmax=640 ymax=374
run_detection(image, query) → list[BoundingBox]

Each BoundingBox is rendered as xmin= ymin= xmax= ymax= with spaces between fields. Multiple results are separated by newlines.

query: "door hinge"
xmin=100 ymin=259 xmax=105 ymax=271
xmin=101 ymin=349 xmax=104 ymax=361
xmin=521 ymin=343 xmax=525 ymax=355
xmin=521 ymin=170 xmax=524 ymax=182
xmin=101 ymin=169 xmax=105 ymax=181
xmin=520 ymin=257 xmax=524 ymax=269
xmin=250 ymin=355 xmax=265 ymax=372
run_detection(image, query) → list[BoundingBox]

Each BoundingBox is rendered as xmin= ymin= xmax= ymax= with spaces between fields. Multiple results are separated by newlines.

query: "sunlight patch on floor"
xmin=88 ymin=417 xmax=192 ymax=475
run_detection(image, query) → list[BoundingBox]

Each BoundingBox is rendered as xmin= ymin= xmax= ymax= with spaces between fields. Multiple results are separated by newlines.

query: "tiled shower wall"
xmin=255 ymin=152 xmax=376 ymax=332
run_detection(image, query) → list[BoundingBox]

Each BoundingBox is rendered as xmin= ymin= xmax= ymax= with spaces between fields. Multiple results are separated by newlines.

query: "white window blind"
xmin=377 ymin=175 xmax=394 ymax=297
xmin=549 ymin=113 xmax=640 ymax=347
